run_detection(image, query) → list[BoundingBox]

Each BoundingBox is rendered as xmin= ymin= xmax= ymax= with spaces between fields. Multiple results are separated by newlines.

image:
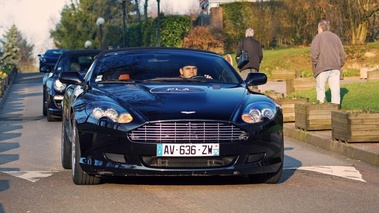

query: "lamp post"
xmin=84 ymin=40 xmax=92 ymax=49
xmin=96 ymin=17 xmax=105 ymax=49
xmin=117 ymin=0 xmax=127 ymax=48
xmin=157 ymin=0 xmax=161 ymax=47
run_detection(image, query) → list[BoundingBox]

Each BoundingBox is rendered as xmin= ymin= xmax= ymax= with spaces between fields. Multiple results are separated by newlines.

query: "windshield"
xmin=90 ymin=52 xmax=241 ymax=84
xmin=55 ymin=54 xmax=98 ymax=73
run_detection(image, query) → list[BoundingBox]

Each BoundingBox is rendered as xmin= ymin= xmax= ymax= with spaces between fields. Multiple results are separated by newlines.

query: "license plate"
xmin=156 ymin=143 xmax=220 ymax=157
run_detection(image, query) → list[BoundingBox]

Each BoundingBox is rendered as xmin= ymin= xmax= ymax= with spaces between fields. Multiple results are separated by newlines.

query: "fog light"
xmin=105 ymin=153 xmax=126 ymax=163
xmin=247 ymin=153 xmax=265 ymax=163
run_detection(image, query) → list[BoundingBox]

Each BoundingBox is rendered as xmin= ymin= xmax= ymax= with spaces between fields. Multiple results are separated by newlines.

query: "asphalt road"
xmin=1 ymin=73 xmax=379 ymax=213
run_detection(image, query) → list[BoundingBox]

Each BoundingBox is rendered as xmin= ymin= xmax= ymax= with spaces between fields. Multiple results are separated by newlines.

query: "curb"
xmin=284 ymin=124 xmax=379 ymax=167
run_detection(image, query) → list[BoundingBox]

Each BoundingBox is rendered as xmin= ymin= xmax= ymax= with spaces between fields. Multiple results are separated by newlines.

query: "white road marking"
xmin=3 ymin=171 xmax=56 ymax=183
xmin=285 ymin=166 xmax=366 ymax=182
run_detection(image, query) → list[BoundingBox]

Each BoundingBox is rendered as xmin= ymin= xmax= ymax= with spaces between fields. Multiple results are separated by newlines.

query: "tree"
xmin=17 ymin=30 xmax=35 ymax=71
xmin=347 ymin=0 xmax=379 ymax=44
xmin=134 ymin=0 xmax=141 ymax=22
xmin=0 ymin=24 xmax=20 ymax=66
xmin=50 ymin=0 xmax=137 ymax=49
xmin=50 ymin=1 xmax=103 ymax=49
xmin=144 ymin=0 xmax=149 ymax=20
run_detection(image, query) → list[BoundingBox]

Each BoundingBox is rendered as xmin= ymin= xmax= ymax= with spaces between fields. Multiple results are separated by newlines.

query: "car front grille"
xmin=128 ymin=122 xmax=248 ymax=143
xmin=141 ymin=156 xmax=237 ymax=168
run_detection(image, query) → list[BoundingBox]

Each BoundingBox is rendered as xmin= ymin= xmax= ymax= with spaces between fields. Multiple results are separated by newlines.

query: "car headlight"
xmin=92 ymin=107 xmax=133 ymax=124
xmin=241 ymin=102 xmax=277 ymax=123
xmin=53 ymin=79 xmax=67 ymax=92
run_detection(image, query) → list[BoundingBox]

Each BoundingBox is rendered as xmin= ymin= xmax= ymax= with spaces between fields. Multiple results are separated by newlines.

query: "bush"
xmin=0 ymin=63 xmax=16 ymax=79
xmin=183 ymin=26 xmax=225 ymax=54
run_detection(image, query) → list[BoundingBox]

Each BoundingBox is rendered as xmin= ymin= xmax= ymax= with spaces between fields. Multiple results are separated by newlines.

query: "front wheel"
xmin=46 ymin=109 xmax=55 ymax=122
xmin=61 ymin=118 xmax=71 ymax=169
xmin=42 ymin=89 xmax=47 ymax=116
xmin=46 ymin=99 xmax=56 ymax=122
xmin=248 ymin=164 xmax=283 ymax=184
xmin=71 ymin=118 xmax=101 ymax=185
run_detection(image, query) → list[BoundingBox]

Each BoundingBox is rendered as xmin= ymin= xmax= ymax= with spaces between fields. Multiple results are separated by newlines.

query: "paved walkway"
xmin=260 ymin=77 xmax=379 ymax=167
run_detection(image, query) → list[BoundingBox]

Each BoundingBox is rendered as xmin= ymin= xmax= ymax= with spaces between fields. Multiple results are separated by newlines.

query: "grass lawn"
xmin=286 ymin=80 xmax=379 ymax=111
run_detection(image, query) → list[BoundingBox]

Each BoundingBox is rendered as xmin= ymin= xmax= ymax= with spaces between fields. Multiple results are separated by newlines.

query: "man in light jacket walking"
xmin=311 ymin=19 xmax=346 ymax=104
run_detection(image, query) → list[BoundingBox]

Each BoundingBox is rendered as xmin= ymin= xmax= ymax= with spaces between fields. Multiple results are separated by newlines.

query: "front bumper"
xmin=76 ymin=122 xmax=284 ymax=177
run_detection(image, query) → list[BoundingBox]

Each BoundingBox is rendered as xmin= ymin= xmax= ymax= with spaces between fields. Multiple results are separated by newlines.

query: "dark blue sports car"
xmin=38 ymin=49 xmax=68 ymax=72
xmin=42 ymin=49 xmax=102 ymax=121
xmin=59 ymin=47 xmax=284 ymax=185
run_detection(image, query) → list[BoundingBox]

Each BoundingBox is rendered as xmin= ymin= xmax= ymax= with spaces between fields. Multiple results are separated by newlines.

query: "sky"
xmin=0 ymin=0 xmax=199 ymax=55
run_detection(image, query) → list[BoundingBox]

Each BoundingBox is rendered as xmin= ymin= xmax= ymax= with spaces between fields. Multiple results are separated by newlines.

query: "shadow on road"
xmin=14 ymin=72 xmax=45 ymax=84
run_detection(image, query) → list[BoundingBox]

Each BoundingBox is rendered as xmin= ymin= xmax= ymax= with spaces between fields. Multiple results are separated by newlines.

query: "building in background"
xmin=195 ymin=0 xmax=263 ymax=27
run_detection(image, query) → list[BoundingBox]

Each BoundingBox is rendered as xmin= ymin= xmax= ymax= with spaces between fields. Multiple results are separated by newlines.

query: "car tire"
xmin=248 ymin=145 xmax=284 ymax=184
xmin=46 ymin=109 xmax=55 ymax=122
xmin=248 ymin=164 xmax=283 ymax=184
xmin=61 ymin=118 xmax=72 ymax=169
xmin=42 ymin=89 xmax=47 ymax=116
xmin=71 ymin=118 xmax=101 ymax=185
xmin=46 ymin=99 xmax=56 ymax=122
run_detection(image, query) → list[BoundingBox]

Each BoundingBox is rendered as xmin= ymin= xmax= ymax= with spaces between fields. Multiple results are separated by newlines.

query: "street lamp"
xmin=84 ymin=40 xmax=92 ymax=49
xmin=117 ymin=0 xmax=127 ymax=48
xmin=96 ymin=17 xmax=105 ymax=49
xmin=157 ymin=0 xmax=161 ymax=47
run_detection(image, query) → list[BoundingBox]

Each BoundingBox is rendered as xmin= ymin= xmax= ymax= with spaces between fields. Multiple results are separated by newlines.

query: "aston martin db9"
xmin=59 ymin=47 xmax=284 ymax=185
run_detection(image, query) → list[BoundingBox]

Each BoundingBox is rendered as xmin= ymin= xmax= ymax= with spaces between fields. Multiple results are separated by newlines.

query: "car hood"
xmin=98 ymin=84 xmax=265 ymax=121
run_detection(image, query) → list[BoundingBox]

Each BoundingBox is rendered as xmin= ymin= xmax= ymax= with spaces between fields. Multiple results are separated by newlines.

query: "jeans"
xmin=316 ymin=69 xmax=340 ymax=104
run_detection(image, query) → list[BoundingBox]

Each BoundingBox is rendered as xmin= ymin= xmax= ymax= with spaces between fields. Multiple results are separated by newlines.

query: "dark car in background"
xmin=38 ymin=49 xmax=68 ymax=71
xmin=59 ymin=47 xmax=284 ymax=185
xmin=42 ymin=49 xmax=102 ymax=121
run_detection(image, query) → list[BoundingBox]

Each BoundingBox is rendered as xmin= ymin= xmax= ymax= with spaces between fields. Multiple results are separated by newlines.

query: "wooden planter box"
xmin=332 ymin=110 xmax=379 ymax=143
xmin=286 ymin=77 xmax=316 ymax=94
xmin=367 ymin=70 xmax=379 ymax=81
xmin=271 ymin=70 xmax=298 ymax=82
xmin=276 ymin=97 xmax=309 ymax=122
xmin=295 ymin=103 xmax=340 ymax=130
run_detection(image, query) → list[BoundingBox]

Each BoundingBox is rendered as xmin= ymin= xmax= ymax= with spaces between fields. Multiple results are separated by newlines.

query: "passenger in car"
xmin=70 ymin=62 xmax=81 ymax=71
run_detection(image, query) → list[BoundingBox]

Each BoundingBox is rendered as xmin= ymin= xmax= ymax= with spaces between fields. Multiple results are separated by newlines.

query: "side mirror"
xmin=59 ymin=72 xmax=83 ymax=85
xmin=40 ymin=66 xmax=52 ymax=73
xmin=245 ymin=72 xmax=267 ymax=86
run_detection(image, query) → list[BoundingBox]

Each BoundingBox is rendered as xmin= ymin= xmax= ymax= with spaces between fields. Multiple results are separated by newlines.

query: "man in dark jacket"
xmin=311 ymin=19 xmax=346 ymax=104
xmin=236 ymin=28 xmax=263 ymax=80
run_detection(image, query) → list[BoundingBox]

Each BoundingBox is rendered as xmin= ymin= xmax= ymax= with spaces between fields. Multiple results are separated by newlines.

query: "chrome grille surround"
xmin=129 ymin=122 xmax=248 ymax=143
